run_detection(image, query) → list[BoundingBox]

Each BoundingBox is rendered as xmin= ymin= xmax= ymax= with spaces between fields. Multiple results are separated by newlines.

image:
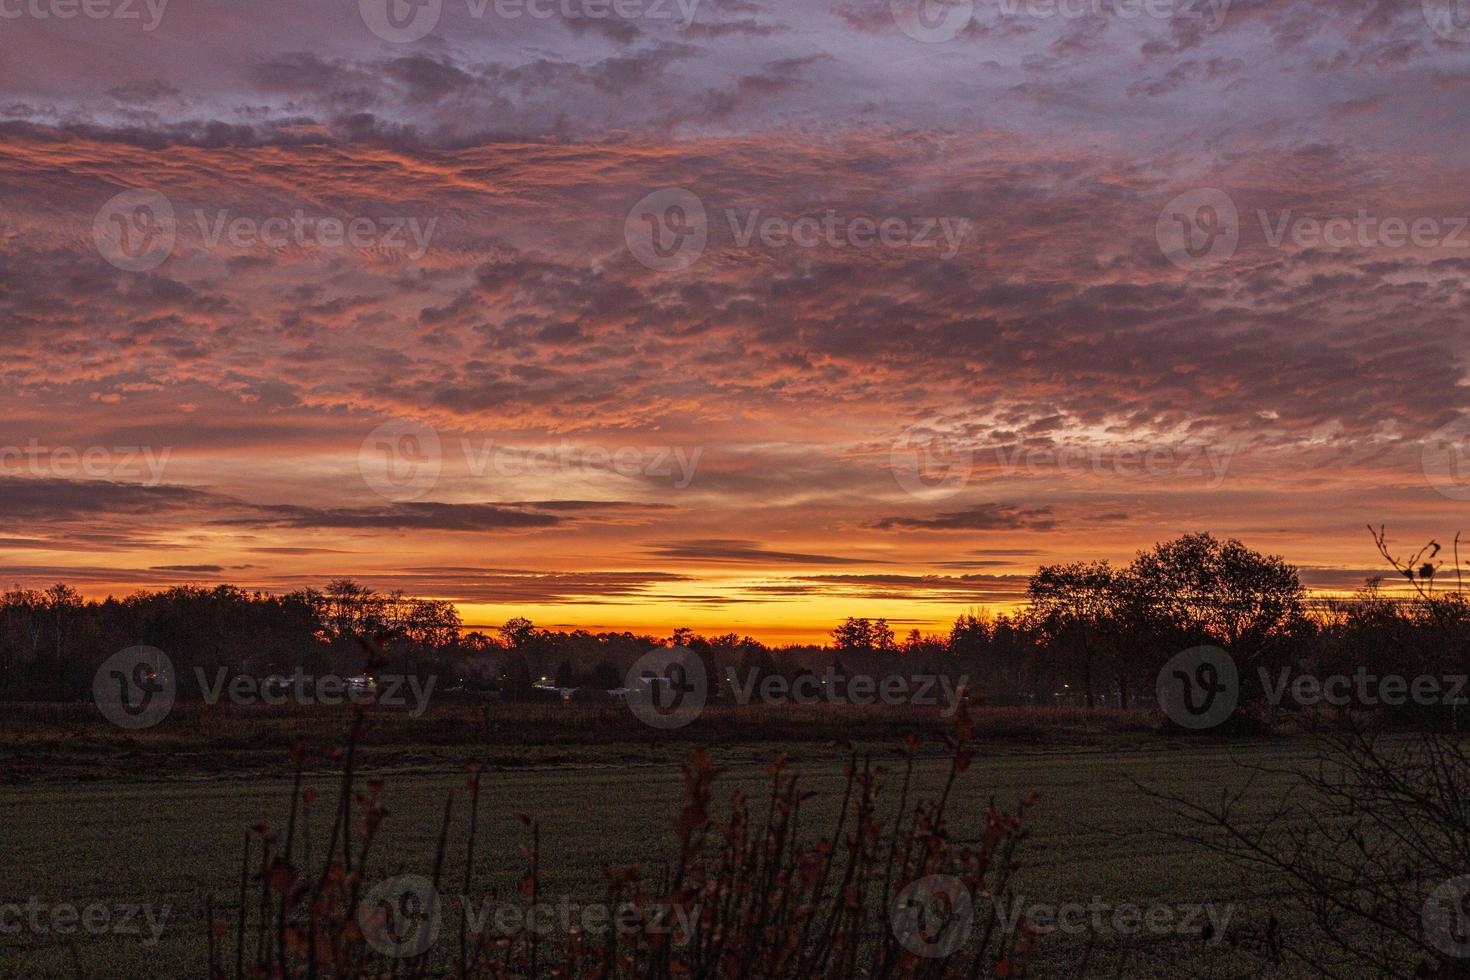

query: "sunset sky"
xmin=2 ymin=0 xmax=1469 ymax=642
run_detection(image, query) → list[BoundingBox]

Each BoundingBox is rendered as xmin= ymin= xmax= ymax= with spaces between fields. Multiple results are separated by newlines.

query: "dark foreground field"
xmin=0 ymin=700 xmax=1163 ymax=782
xmin=0 ymin=704 xmax=1371 ymax=978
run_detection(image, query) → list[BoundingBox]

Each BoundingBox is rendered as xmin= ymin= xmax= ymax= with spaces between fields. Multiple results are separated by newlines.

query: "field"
xmin=0 ymin=704 xmax=1347 ymax=978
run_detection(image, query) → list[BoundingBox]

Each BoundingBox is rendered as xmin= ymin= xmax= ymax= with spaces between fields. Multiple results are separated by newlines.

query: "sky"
xmin=1 ymin=0 xmax=1469 ymax=642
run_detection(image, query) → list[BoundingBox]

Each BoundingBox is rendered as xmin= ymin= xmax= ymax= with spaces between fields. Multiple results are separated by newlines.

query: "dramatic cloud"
xmin=645 ymin=540 xmax=878 ymax=565
xmin=868 ymin=505 xmax=1059 ymax=532
xmin=1 ymin=0 xmax=1467 ymax=639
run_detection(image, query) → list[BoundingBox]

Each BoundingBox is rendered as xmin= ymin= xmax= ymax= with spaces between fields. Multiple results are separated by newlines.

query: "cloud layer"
xmin=1 ymin=0 xmax=1468 ymax=639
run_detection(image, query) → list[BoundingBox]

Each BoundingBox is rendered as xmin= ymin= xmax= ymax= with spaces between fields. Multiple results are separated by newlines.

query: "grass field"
xmin=0 ymin=704 xmax=1339 ymax=979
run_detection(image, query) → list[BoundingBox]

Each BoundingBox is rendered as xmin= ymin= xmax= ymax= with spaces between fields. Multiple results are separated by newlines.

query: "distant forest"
xmin=3 ymin=531 xmax=1468 ymax=726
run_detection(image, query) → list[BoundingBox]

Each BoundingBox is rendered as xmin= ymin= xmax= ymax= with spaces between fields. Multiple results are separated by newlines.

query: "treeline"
xmin=0 ymin=580 xmax=464 ymax=701
xmin=3 ymin=532 xmax=1468 ymax=727
xmin=1014 ymin=530 xmax=1470 ymax=728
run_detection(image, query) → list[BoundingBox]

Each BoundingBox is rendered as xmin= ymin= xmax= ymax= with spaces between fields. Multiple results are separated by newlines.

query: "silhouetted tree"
xmin=831 ymin=617 xmax=897 ymax=653
xmin=1028 ymin=561 xmax=1120 ymax=708
xmin=1120 ymin=532 xmax=1307 ymax=709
